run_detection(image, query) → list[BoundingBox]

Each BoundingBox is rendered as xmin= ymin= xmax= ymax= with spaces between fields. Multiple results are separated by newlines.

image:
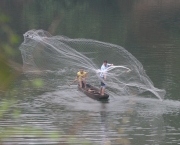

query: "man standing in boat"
xmin=100 ymin=60 xmax=113 ymax=95
xmin=71 ymin=69 xmax=88 ymax=88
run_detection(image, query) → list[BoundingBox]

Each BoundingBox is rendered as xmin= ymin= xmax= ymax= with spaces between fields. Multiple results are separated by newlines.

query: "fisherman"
xmin=99 ymin=60 xmax=113 ymax=95
xmin=70 ymin=69 xmax=88 ymax=88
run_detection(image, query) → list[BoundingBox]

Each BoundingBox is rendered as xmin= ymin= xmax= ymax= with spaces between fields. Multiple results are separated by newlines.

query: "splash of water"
xmin=19 ymin=29 xmax=166 ymax=100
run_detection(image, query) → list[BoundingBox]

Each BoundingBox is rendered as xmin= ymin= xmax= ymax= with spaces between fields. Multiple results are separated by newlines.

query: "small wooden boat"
xmin=78 ymin=84 xmax=109 ymax=100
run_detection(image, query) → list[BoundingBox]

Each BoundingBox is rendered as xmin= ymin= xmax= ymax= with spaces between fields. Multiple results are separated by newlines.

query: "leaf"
xmin=32 ymin=79 xmax=44 ymax=88
xmin=12 ymin=109 xmax=21 ymax=119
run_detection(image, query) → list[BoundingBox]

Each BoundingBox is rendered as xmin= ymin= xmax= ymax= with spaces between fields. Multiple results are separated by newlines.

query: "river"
xmin=0 ymin=0 xmax=180 ymax=144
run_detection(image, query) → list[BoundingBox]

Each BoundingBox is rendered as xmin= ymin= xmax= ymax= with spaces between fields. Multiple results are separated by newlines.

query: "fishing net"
xmin=19 ymin=29 xmax=166 ymax=100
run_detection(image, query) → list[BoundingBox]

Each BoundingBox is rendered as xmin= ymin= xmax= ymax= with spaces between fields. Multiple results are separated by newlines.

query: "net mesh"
xmin=19 ymin=29 xmax=166 ymax=100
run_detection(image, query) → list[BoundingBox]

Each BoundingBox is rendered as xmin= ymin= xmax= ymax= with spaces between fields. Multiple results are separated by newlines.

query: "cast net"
xmin=19 ymin=29 xmax=166 ymax=100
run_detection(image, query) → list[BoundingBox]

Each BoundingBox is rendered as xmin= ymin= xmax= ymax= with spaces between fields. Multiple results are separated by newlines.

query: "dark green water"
xmin=0 ymin=0 xmax=180 ymax=144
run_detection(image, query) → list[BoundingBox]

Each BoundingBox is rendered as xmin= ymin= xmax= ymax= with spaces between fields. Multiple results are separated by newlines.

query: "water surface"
xmin=0 ymin=0 xmax=180 ymax=144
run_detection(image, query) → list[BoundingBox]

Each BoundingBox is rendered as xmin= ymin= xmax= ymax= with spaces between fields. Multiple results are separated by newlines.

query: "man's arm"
xmin=107 ymin=63 xmax=114 ymax=67
xmin=69 ymin=76 xmax=78 ymax=86
xmin=85 ymin=73 xmax=88 ymax=79
xmin=104 ymin=74 xmax=107 ymax=80
xmin=73 ymin=75 xmax=79 ymax=82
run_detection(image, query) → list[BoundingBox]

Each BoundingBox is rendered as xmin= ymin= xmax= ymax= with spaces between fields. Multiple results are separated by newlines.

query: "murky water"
xmin=2 ymin=85 xmax=180 ymax=144
xmin=1 ymin=0 xmax=180 ymax=144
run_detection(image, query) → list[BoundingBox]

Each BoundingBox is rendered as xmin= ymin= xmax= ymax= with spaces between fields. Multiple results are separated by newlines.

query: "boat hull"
xmin=78 ymin=84 xmax=109 ymax=100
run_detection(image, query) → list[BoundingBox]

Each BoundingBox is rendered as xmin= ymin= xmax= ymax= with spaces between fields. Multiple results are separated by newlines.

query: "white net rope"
xmin=19 ymin=29 xmax=166 ymax=100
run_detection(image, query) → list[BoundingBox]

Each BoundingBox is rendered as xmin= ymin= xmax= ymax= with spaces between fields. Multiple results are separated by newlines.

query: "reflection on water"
xmin=1 ymin=82 xmax=180 ymax=144
xmin=1 ymin=0 xmax=180 ymax=144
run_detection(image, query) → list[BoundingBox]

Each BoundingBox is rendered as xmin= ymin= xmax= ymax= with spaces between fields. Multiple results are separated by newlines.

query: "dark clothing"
xmin=100 ymin=77 xmax=106 ymax=87
xmin=101 ymin=81 xmax=106 ymax=87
